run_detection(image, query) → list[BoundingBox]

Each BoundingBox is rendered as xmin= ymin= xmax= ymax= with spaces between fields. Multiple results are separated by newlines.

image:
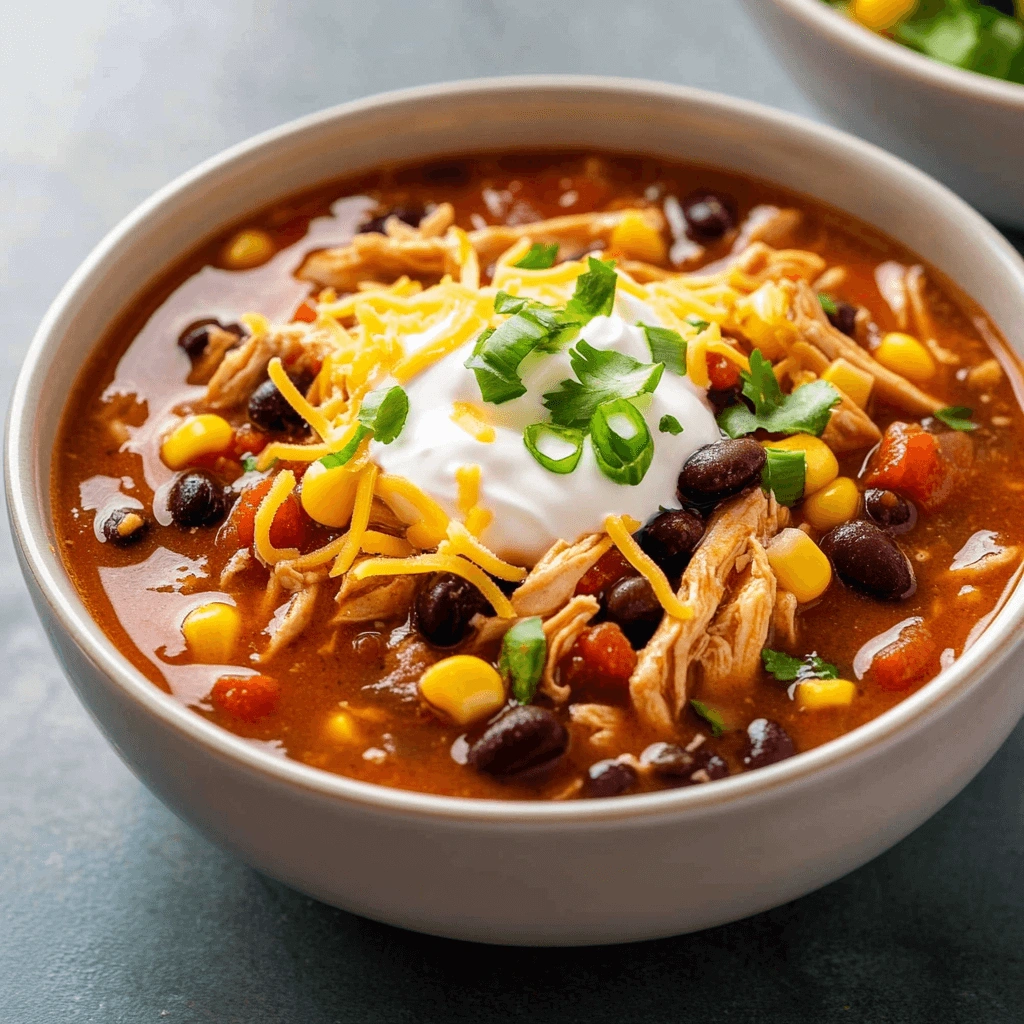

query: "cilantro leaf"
xmin=762 ymin=648 xmax=839 ymax=682
xmin=240 ymin=454 xmax=259 ymax=473
xmin=356 ymin=384 xmax=409 ymax=444
xmin=499 ymin=617 xmax=547 ymax=704
xmin=718 ymin=351 xmax=841 ymax=438
xmin=514 ymin=243 xmax=559 ymax=270
xmin=641 ymin=323 xmax=687 ymax=375
xmin=659 ymin=414 xmax=683 ymax=435
xmin=689 ymin=699 xmax=727 ymax=737
xmin=565 ymin=257 xmax=618 ymax=323
xmin=685 ymin=315 xmax=711 ymax=332
xmin=543 ymin=340 xmax=665 ymax=428
xmin=934 ymin=405 xmax=978 ymax=431
xmin=320 ymin=424 xmax=371 ymax=469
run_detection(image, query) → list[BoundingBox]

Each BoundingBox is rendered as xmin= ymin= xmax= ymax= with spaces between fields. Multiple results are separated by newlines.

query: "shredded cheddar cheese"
xmin=330 ymin=464 xmax=379 ymax=577
xmin=442 ymin=521 xmax=527 ymax=583
xmin=450 ymin=402 xmax=496 ymax=443
xmin=375 ymin=474 xmax=450 ymax=550
xmin=604 ymin=514 xmax=694 ymax=621
xmin=360 ymin=530 xmax=414 ymax=557
xmin=254 ymin=470 xmax=301 ymax=565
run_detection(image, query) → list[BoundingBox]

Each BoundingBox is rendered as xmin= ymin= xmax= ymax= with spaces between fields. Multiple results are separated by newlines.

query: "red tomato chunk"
xmin=211 ymin=674 xmax=281 ymax=722
xmin=233 ymin=477 xmax=308 ymax=550
xmin=870 ymin=622 xmax=938 ymax=692
xmin=572 ymin=622 xmax=638 ymax=683
xmin=707 ymin=353 xmax=741 ymax=391
xmin=575 ymin=548 xmax=635 ymax=597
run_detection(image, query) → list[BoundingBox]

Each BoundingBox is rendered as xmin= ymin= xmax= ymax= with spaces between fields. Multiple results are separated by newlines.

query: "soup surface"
xmin=53 ymin=151 xmax=1024 ymax=800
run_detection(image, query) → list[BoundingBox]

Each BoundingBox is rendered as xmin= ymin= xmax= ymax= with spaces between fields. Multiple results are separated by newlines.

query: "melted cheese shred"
xmin=266 ymin=358 xmax=334 ymax=440
xmin=330 ymin=464 xmax=379 ymax=578
xmin=604 ymin=514 xmax=694 ymax=621
xmin=351 ymin=553 xmax=515 ymax=618
xmin=441 ymin=521 xmax=527 ymax=583
xmin=254 ymin=470 xmax=301 ymax=565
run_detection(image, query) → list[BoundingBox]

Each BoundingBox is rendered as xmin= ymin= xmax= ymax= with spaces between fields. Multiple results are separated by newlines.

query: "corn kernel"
xmin=161 ymin=414 xmax=234 ymax=470
xmin=324 ymin=709 xmax=361 ymax=743
xmin=223 ymin=229 xmax=275 ymax=269
xmin=802 ymin=477 xmax=860 ymax=532
xmin=767 ymin=528 xmax=832 ymax=603
xmin=419 ymin=655 xmax=506 ymax=726
xmin=875 ymin=332 xmax=936 ymax=383
xmin=853 ymin=0 xmax=916 ymax=30
xmin=822 ymin=358 xmax=874 ymax=409
xmin=609 ymin=211 xmax=668 ymax=264
xmin=797 ymin=678 xmax=856 ymax=709
xmin=182 ymin=602 xmax=240 ymax=663
xmin=300 ymin=460 xmax=359 ymax=528
xmin=764 ymin=434 xmax=839 ymax=495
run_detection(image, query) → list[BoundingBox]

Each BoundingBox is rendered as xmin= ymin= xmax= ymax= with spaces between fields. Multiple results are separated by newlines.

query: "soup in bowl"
xmin=10 ymin=78 xmax=1024 ymax=943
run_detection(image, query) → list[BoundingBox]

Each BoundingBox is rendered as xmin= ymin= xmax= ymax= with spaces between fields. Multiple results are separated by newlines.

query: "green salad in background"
xmin=825 ymin=0 xmax=1024 ymax=84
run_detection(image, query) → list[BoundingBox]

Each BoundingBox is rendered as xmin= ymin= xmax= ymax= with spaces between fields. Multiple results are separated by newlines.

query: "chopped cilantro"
xmin=761 ymin=447 xmax=805 ymax=506
xmin=818 ymin=293 xmax=838 ymax=316
xmin=762 ymin=648 xmax=839 ymax=682
xmin=543 ymin=340 xmax=665 ymax=429
xmin=659 ymin=414 xmax=683 ymax=435
xmin=565 ymin=257 xmax=618 ymax=323
xmin=718 ymin=350 xmax=841 ymax=438
xmin=320 ymin=424 xmax=371 ymax=469
xmin=690 ymin=699 xmax=727 ymax=737
xmin=499 ymin=617 xmax=547 ymax=704
xmin=934 ymin=405 xmax=978 ymax=432
xmin=356 ymin=384 xmax=409 ymax=444
xmin=240 ymin=454 xmax=259 ymax=473
xmin=641 ymin=323 xmax=687 ymax=375
xmin=514 ymin=242 xmax=559 ymax=270
xmin=685 ymin=315 xmax=711 ymax=332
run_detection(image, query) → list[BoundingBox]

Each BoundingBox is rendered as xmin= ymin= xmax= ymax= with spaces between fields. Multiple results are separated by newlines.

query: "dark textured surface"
xmin=3 ymin=2 xmax=1023 ymax=1021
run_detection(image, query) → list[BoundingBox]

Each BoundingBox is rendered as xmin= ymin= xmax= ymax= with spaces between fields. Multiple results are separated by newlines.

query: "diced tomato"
xmin=292 ymin=300 xmax=317 ymax=323
xmin=231 ymin=423 xmax=270 ymax=458
xmin=571 ymin=622 xmax=638 ymax=683
xmin=864 ymin=421 xmax=971 ymax=513
xmin=575 ymin=548 xmax=636 ymax=597
xmin=707 ymin=353 xmax=741 ymax=391
xmin=869 ymin=622 xmax=938 ymax=692
xmin=233 ymin=477 xmax=309 ymax=550
xmin=211 ymin=674 xmax=280 ymax=722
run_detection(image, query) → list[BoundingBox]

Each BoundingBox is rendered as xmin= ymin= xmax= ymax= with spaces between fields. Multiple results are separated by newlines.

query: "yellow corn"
xmin=764 ymin=434 xmax=838 ymax=495
xmin=797 ymin=678 xmax=857 ymax=710
xmin=223 ymin=229 xmax=275 ymax=269
xmin=609 ymin=211 xmax=668 ymax=264
xmin=418 ymin=655 xmax=507 ymax=726
xmin=853 ymin=0 xmax=916 ymax=31
xmin=875 ymin=332 xmax=936 ymax=383
xmin=767 ymin=528 xmax=832 ymax=603
xmin=161 ymin=413 xmax=234 ymax=470
xmin=822 ymin=358 xmax=874 ymax=409
xmin=802 ymin=477 xmax=860 ymax=532
xmin=324 ymin=709 xmax=361 ymax=743
xmin=300 ymin=460 xmax=359 ymax=528
xmin=182 ymin=602 xmax=240 ymax=663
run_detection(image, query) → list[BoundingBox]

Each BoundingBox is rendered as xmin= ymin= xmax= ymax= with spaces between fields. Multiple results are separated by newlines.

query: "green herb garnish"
xmin=590 ymin=399 xmax=655 ymax=485
xmin=641 ymin=323 xmax=687 ymax=375
xmin=934 ymin=405 xmax=978 ymax=431
xmin=761 ymin=447 xmax=806 ymax=506
xmin=685 ymin=315 xmax=711 ymax=332
xmin=565 ymin=257 xmax=618 ymax=323
xmin=818 ymin=293 xmax=838 ymax=316
xmin=544 ymin=341 xmax=665 ymax=429
xmin=356 ymin=384 xmax=409 ymax=444
xmin=499 ymin=617 xmax=547 ymax=704
xmin=718 ymin=350 xmax=841 ymax=439
xmin=240 ymin=454 xmax=259 ymax=473
xmin=762 ymin=648 xmax=839 ymax=682
xmin=690 ymin=699 xmax=727 ymax=737
xmin=514 ymin=243 xmax=559 ymax=270
xmin=523 ymin=423 xmax=585 ymax=474
xmin=659 ymin=414 xmax=683 ymax=435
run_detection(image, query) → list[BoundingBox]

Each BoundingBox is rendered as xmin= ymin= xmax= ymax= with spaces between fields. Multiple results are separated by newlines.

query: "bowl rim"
xmin=9 ymin=73 xmax=1024 ymax=826
xmin=767 ymin=0 xmax=1024 ymax=107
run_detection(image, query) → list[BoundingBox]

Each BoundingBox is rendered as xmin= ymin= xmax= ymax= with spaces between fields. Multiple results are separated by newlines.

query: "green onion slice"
xmin=514 ymin=243 xmax=559 ymax=270
xmin=499 ymin=616 xmax=547 ymax=704
xmin=761 ymin=447 xmax=805 ymax=506
xmin=523 ymin=423 xmax=585 ymax=474
xmin=641 ymin=323 xmax=687 ymax=375
xmin=589 ymin=399 xmax=654 ymax=485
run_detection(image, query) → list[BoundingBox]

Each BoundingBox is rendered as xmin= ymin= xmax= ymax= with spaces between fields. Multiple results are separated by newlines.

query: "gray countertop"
xmin=3 ymin=2 xmax=1023 ymax=1020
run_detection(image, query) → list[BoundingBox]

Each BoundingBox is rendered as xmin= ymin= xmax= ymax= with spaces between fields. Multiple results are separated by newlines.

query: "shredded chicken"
xmin=219 ymin=548 xmax=252 ymax=590
xmin=629 ymin=490 xmax=788 ymax=733
xmin=568 ymin=703 xmax=628 ymax=750
xmin=511 ymin=534 xmax=614 ymax=618
xmin=731 ymin=206 xmax=802 ymax=252
xmin=189 ymin=325 xmax=241 ymax=384
xmin=772 ymin=590 xmax=799 ymax=648
xmin=334 ymin=575 xmax=417 ymax=624
xmin=538 ymin=595 xmax=600 ymax=705
xmin=257 ymin=584 xmax=319 ymax=664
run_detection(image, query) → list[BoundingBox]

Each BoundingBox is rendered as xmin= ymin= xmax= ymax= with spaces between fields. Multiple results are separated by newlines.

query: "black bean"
xmin=702 ymin=754 xmax=730 ymax=781
xmin=820 ymin=520 xmax=916 ymax=600
xmin=639 ymin=508 xmax=704 ymax=578
xmin=581 ymin=759 xmax=638 ymax=799
xmin=247 ymin=370 xmax=314 ymax=434
xmin=678 ymin=439 xmax=767 ymax=505
xmin=743 ymin=719 xmax=795 ymax=770
xmin=415 ymin=572 xmax=489 ymax=648
xmin=359 ymin=206 xmax=423 ymax=235
xmin=681 ymin=190 xmax=735 ymax=241
xmin=706 ymin=385 xmax=742 ymax=415
xmin=603 ymin=576 xmax=663 ymax=649
xmin=826 ymin=301 xmax=858 ymax=338
xmin=178 ymin=319 xmax=243 ymax=360
xmin=167 ymin=471 xmax=228 ymax=528
xmin=101 ymin=507 xmax=149 ymax=546
xmin=467 ymin=706 xmax=568 ymax=778
xmin=863 ymin=488 xmax=917 ymax=534
xmin=641 ymin=741 xmax=731 ymax=787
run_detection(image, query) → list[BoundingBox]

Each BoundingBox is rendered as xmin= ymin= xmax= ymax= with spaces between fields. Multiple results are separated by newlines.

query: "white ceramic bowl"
xmin=8 ymin=76 xmax=1024 ymax=946
xmin=743 ymin=0 xmax=1024 ymax=228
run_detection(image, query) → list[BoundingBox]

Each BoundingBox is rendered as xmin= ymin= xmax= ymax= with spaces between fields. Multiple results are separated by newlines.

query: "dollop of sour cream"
xmin=372 ymin=292 xmax=720 ymax=564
